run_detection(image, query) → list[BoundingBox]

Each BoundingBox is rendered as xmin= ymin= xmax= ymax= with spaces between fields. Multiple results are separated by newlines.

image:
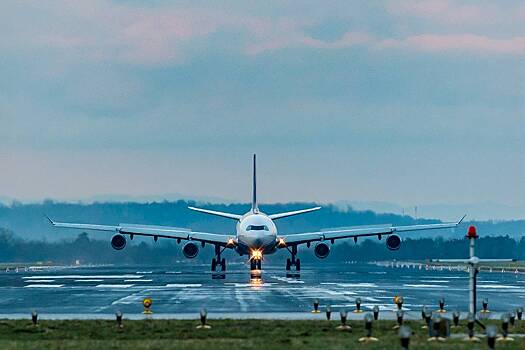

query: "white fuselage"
xmin=235 ymin=211 xmax=278 ymax=255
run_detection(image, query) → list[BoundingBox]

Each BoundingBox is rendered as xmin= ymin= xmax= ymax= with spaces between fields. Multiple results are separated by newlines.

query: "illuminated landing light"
xmin=227 ymin=238 xmax=235 ymax=247
xmin=277 ymin=237 xmax=286 ymax=247
xmin=250 ymin=249 xmax=263 ymax=261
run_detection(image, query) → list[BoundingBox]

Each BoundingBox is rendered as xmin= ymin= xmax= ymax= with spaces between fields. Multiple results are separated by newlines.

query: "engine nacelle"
xmin=314 ymin=242 xmax=331 ymax=259
xmin=111 ymin=234 xmax=127 ymax=250
xmin=182 ymin=242 xmax=199 ymax=259
xmin=386 ymin=234 xmax=401 ymax=251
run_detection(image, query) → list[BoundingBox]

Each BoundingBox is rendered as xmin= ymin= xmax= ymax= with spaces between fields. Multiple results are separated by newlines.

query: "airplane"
xmin=48 ymin=154 xmax=466 ymax=275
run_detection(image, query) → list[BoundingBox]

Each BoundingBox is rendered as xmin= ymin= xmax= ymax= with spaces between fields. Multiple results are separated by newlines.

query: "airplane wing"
xmin=268 ymin=207 xmax=321 ymax=220
xmin=47 ymin=217 xmax=235 ymax=246
xmin=279 ymin=215 xmax=466 ymax=246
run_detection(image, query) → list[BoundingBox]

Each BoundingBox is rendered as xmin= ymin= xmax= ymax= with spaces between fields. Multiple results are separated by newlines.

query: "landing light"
xmin=277 ymin=238 xmax=286 ymax=247
xmin=251 ymin=249 xmax=263 ymax=260
xmin=227 ymin=238 xmax=235 ymax=247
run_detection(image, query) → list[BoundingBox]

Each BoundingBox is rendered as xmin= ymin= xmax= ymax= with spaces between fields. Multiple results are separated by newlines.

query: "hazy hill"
xmin=0 ymin=200 xmax=524 ymax=242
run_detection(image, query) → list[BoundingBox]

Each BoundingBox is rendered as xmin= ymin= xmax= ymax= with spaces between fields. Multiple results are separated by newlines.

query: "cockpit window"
xmin=246 ymin=225 xmax=269 ymax=231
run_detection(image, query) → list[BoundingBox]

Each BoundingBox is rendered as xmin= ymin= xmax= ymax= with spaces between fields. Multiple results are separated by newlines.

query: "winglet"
xmin=457 ymin=214 xmax=467 ymax=225
xmin=44 ymin=214 xmax=55 ymax=226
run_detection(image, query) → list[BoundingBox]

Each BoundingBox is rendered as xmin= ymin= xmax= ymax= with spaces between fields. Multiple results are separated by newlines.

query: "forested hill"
xmin=0 ymin=200 xmax=524 ymax=241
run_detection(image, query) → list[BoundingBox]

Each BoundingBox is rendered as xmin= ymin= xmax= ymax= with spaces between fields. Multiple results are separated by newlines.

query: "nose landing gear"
xmin=250 ymin=259 xmax=262 ymax=270
xmin=286 ymin=245 xmax=300 ymax=277
xmin=211 ymin=245 xmax=226 ymax=279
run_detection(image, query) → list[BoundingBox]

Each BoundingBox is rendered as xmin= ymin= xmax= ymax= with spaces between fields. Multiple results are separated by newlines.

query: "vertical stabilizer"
xmin=252 ymin=154 xmax=258 ymax=213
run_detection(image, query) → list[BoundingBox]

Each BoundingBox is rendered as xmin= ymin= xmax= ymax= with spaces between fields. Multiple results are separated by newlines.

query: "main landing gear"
xmin=211 ymin=244 xmax=226 ymax=279
xmin=286 ymin=245 xmax=300 ymax=277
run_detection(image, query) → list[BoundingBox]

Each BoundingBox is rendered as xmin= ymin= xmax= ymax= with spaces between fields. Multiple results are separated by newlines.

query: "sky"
xmin=0 ymin=1 xmax=524 ymax=218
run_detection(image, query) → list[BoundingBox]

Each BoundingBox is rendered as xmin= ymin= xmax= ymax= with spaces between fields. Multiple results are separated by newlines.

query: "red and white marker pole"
xmin=466 ymin=225 xmax=479 ymax=315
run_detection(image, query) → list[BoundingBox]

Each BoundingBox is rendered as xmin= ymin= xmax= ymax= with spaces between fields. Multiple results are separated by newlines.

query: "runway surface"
xmin=0 ymin=262 xmax=524 ymax=316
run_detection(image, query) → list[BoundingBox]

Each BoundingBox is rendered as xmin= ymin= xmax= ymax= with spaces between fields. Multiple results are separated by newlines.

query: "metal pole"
xmin=469 ymin=237 xmax=475 ymax=315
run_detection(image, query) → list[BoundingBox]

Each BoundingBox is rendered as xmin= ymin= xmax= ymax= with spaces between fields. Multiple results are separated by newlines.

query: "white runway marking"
xmin=403 ymin=284 xmax=447 ymax=288
xmin=321 ymin=283 xmax=377 ymax=288
xmin=23 ymin=280 xmax=55 ymax=283
xmin=165 ymin=284 xmax=202 ymax=288
xmin=95 ymin=284 xmax=135 ymax=288
xmin=24 ymin=284 xmax=64 ymax=288
xmin=477 ymin=285 xmax=522 ymax=289
xmin=420 ymin=280 xmax=450 ymax=283
xmin=270 ymin=276 xmax=304 ymax=284
xmin=24 ymin=275 xmax=142 ymax=279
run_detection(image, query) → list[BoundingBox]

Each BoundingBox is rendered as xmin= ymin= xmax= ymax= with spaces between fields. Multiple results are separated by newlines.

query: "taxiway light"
xmin=398 ymin=325 xmax=411 ymax=350
xmin=428 ymin=314 xmax=442 ymax=342
xmin=452 ymin=311 xmax=460 ymax=328
xmin=509 ymin=311 xmax=516 ymax=326
xmin=486 ymin=325 xmax=497 ymax=350
xmin=142 ymin=298 xmax=153 ymax=314
xmin=196 ymin=309 xmax=211 ymax=329
xmin=421 ymin=306 xmax=428 ymax=321
xmin=393 ymin=310 xmax=403 ymax=329
xmin=311 ymin=299 xmax=320 ymax=313
xmin=336 ymin=310 xmax=351 ymax=331
xmin=31 ymin=310 xmax=38 ymax=326
xmin=464 ymin=313 xmax=479 ymax=342
xmin=437 ymin=297 xmax=446 ymax=313
xmin=358 ymin=313 xmax=378 ymax=342
xmin=395 ymin=296 xmax=404 ymax=310
xmin=422 ymin=308 xmax=431 ymax=330
xmin=516 ymin=307 xmax=523 ymax=320
xmin=325 ymin=305 xmax=332 ymax=320
xmin=353 ymin=297 xmax=362 ymax=313
xmin=372 ymin=306 xmax=379 ymax=321
xmin=481 ymin=298 xmax=490 ymax=313
xmin=115 ymin=311 xmax=123 ymax=328
xmin=498 ymin=313 xmax=514 ymax=342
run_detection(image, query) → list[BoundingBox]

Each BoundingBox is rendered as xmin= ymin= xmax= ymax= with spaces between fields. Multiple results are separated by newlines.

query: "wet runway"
xmin=1 ymin=262 xmax=524 ymax=316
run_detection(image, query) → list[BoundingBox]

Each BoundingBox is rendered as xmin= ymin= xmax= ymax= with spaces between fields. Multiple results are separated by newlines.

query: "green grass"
xmin=0 ymin=319 xmax=522 ymax=349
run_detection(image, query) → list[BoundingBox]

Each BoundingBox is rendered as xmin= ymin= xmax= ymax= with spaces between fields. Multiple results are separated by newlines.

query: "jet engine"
xmin=182 ymin=242 xmax=199 ymax=258
xmin=110 ymin=234 xmax=127 ymax=250
xmin=386 ymin=234 xmax=401 ymax=251
xmin=314 ymin=242 xmax=331 ymax=259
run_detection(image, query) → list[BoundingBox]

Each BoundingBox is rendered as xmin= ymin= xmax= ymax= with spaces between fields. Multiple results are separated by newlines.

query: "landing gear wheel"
xmin=296 ymin=259 xmax=301 ymax=271
xmin=211 ymin=258 xmax=217 ymax=271
xmin=286 ymin=259 xmax=291 ymax=271
xmin=221 ymin=258 xmax=226 ymax=271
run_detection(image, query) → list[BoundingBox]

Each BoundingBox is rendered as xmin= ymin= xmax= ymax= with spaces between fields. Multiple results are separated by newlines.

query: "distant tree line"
xmin=1 ymin=200 xmax=525 ymax=242
xmin=0 ymin=228 xmax=523 ymax=265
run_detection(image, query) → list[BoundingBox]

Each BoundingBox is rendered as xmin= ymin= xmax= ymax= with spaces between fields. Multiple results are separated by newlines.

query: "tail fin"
xmin=252 ymin=154 xmax=258 ymax=213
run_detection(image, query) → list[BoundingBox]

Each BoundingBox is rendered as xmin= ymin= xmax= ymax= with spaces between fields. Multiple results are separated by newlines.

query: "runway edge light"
xmin=196 ymin=309 xmax=211 ymax=329
xmin=358 ymin=313 xmax=378 ymax=342
xmin=399 ymin=325 xmax=411 ymax=350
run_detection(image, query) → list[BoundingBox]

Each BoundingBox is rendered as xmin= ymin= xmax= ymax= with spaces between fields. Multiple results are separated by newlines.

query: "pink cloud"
xmin=388 ymin=0 xmax=525 ymax=26
xmin=245 ymin=32 xmax=372 ymax=55
xmin=379 ymin=34 xmax=525 ymax=55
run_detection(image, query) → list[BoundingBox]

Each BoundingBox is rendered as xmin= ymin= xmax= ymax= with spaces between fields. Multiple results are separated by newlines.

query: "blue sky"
xmin=0 ymin=1 xmax=524 ymax=217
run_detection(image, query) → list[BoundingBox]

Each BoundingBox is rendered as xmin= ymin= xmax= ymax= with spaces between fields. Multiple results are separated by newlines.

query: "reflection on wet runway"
xmin=0 ymin=262 xmax=523 ymax=315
